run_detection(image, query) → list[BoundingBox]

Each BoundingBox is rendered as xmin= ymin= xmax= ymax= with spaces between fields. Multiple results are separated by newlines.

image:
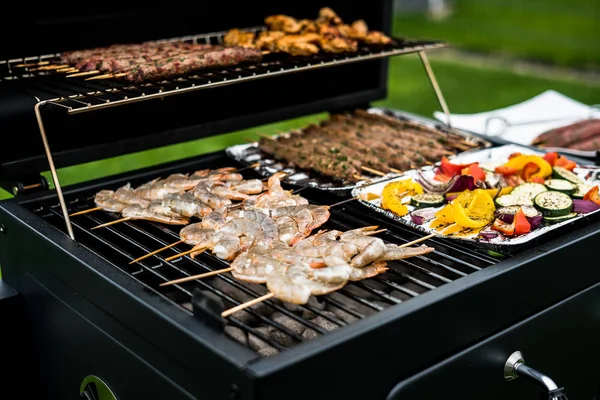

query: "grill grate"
xmin=1 ymin=28 xmax=445 ymax=114
xmin=24 ymin=154 xmax=502 ymax=358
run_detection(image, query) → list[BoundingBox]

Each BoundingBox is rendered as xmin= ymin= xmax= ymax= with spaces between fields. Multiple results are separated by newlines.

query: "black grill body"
xmin=1 ymin=1 xmax=600 ymax=399
xmin=1 ymin=148 xmax=599 ymax=399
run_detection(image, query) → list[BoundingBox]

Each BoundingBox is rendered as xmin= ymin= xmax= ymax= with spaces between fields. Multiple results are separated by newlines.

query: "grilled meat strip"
xmin=121 ymin=46 xmax=263 ymax=82
xmin=75 ymin=44 xmax=213 ymax=72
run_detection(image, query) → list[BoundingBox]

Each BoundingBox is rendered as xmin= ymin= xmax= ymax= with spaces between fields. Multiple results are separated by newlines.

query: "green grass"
xmin=394 ymin=0 xmax=600 ymax=69
xmin=1 ymin=54 xmax=598 ymax=201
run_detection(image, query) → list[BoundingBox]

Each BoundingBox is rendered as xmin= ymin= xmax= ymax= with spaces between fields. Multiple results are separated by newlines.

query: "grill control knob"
xmin=80 ymin=375 xmax=117 ymax=400
xmin=504 ymin=351 xmax=568 ymax=400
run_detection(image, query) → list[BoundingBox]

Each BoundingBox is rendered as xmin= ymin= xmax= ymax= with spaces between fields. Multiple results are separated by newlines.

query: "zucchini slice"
xmin=543 ymin=212 xmax=578 ymax=225
xmin=533 ymin=191 xmax=573 ymax=217
xmin=496 ymin=205 xmax=541 ymax=219
xmin=573 ymin=183 xmax=595 ymax=199
xmin=494 ymin=194 xmax=534 ymax=208
xmin=552 ymin=166 xmax=583 ymax=184
xmin=511 ymin=182 xmax=548 ymax=200
xmin=544 ymin=179 xmax=577 ymax=195
xmin=410 ymin=193 xmax=445 ymax=208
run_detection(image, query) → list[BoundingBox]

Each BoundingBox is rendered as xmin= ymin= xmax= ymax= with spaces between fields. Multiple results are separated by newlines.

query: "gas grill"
xmin=1 ymin=2 xmax=600 ymax=400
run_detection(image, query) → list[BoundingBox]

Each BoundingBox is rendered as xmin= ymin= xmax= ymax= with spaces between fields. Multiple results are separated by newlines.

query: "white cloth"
xmin=433 ymin=90 xmax=598 ymax=146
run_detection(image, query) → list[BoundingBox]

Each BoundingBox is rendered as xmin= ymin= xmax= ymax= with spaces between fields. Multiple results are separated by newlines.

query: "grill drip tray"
xmin=21 ymin=151 xmax=502 ymax=358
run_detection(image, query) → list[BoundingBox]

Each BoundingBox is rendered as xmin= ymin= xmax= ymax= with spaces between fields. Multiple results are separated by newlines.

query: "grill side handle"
xmin=504 ymin=351 xmax=569 ymax=400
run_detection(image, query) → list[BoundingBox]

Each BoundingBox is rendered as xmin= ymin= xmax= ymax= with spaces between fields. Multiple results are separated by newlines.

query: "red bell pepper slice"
xmin=543 ymin=152 xmax=558 ymax=165
xmin=514 ymin=207 xmax=531 ymax=235
xmin=439 ymin=156 xmax=473 ymax=177
xmin=521 ymin=162 xmax=541 ymax=182
xmin=583 ymin=186 xmax=600 ymax=206
xmin=494 ymin=165 xmax=520 ymax=176
xmin=461 ymin=163 xmax=486 ymax=182
xmin=554 ymin=155 xmax=577 ymax=171
xmin=491 ymin=218 xmax=515 ymax=236
xmin=433 ymin=172 xmax=453 ymax=182
xmin=508 ymin=152 xmax=522 ymax=159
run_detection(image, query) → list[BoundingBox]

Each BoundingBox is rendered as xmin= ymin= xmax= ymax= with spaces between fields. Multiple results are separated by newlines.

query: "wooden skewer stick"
xmin=159 ymin=267 xmax=233 ymax=287
xmin=57 ymin=67 xmax=79 ymax=73
xmin=164 ymin=247 xmax=206 ymax=262
xmin=32 ymin=64 xmax=70 ymax=71
xmin=221 ymin=292 xmax=275 ymax=318
xmin=398 ymin=233 xmax=438 ymax=248
xmin=365 ymin=228 xmax=387 ymax=235
xmin=361 ymin=166 xmax=386 ymax=176
xmin=235 ymin=162 xmax=261 ymax=172
xmin=14 ymin=60 xmax=50 ymax=67
xmin=70 ymin=206 xmax=101 ymax=217
xmin=327 ymin=196 xmax=359 ymax=208
xmin=91 ymin=217 xmax=132 ymax=230
xmin=67 ymin=70 xmax=100 ymax=78
xmin=390 ymin=167 xmax=403 ymax=174
xmin=86 ymin=72 xmax=126 ymax=81
xmin=129 ymin=240 xmax=184 ymax=264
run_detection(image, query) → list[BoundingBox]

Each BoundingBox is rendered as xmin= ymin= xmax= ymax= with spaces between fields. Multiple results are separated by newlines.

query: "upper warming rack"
xmin=0 ymin=28 xmax=446 ymax=115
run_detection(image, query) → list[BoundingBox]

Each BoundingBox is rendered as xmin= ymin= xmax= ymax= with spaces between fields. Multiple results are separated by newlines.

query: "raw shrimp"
xmin=112 ymin=183 xmax=151 ymax=208
xmin=219 ymin=218 xmax=263 ymax=247
xmin=231 ymin=245 xmax=286 ymax=284
xmin=338 ymin=226 xmax=382 ymax=249
xmin=159 ymin=173 xmax=200 ymax=190
xmin=192 ymin=182 xmax=232 ymax=209
xmin=148 ymin=201 xmax=187 ymax=219
xmin=275 ymin=215 xmax=299 ymax=245
xmin=235 ymin=210 xmax=279 ymax=246
xmin=224 ymin=179 xmax=265 ymax=195
xmin=179 ymin=224 xmax=216 ymax=245
xmin=121 ymin=204 xmax=189 ymax=225
xmin=191 ymin=168 xmax=243 ymax=182
xmin=376 ymin=244 xmax=436 ymax=261
xmin=266 ymin=262 xmax=347 ymax=305
xmin=201 ymin=206 xmax=232 ymax=229
xmin=348 ymin=261 xmax=389 ymax=281
xmin=270 ymin=205 xmax=330 ymax=242
xmin=246 ymin=172 xmax=309 ymax=210
xmin=210 ymin=185 xmax=251 ymax=201
xmin=349 ymin=238 xmax=387 ymax=268
xmin=134 ymin=181 xmax=185 ymax=201
xmin=161 ymin=192 xmax=212 ymax=218
xmin=94 ymin=190 xmax=129 ymax=212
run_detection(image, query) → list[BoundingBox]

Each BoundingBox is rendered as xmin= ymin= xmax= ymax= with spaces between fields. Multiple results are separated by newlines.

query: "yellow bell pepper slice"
xmin=466 ymin=189 xmax=496 ymax=222
xmin=381 ymin=179 xmax=424 ymax=217
xmin=497 ymin=155 xmax=552 ymax=179
xmin=434 ymin=203 xmax=455 ymax=223
xmin=446 ymin=186 xmax=513 ymax=200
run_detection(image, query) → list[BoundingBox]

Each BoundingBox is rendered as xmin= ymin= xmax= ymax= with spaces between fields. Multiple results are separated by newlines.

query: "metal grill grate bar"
xmin=33 ymin=157 xmax=500 ymax=356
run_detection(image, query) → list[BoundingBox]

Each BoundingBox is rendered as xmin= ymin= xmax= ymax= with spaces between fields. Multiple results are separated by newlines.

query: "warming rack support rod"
xmin=34 ymin=100 xmax=76 ymax=240
xmin=418 ymin=50 xmax=452 ymax=128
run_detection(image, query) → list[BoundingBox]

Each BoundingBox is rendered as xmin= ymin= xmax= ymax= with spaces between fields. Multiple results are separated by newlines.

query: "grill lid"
xmin=0 ymin=1 xmax=420 ymax=184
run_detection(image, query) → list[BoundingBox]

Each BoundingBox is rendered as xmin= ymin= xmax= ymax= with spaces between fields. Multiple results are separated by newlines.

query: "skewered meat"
xmin=257 ymin=110 xmax=482 ymax=182
xmin=122 ymin=46 xmax=263 ymax=83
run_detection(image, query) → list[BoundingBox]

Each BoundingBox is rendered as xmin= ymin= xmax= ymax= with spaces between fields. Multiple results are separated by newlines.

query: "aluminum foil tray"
xmin=352 ymin=144 xmax=600 ymax=252
xmin=225 ymin=108 xmax=493 ymax=193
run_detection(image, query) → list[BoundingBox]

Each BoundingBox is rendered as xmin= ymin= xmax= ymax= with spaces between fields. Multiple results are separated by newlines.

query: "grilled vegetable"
xmin=446 ymin=186 xmax=513 ymax=202
xmin=410 ymin=207 xmax=437 ymax=225
xmin=381 ymin=179 xmax=423 ymax=217
xmin=551 ymin=166 xmax=583 ymax=184
xmin=533 ymin=191 xmax=573 ymax=217
xmin=544 ymin=179 xmax=577 ymax=195
xmin=411 ymin=193 xmax=445 ymax=208
xmin=583 ymin=185 xmax=600 ymax=206
xmin=495 ymin=205 xmax=543 ymax=229
xmin=495 ymin=194 xmax=533 ymax=208
xmin=573 ymin=183 xmax=595 ymax=199
xmin=495 ymin=154 xmax=552 ymax=179
xmin=572 ymin=199 xmax=600 ymax=214
xmin=543 ymin=213 xmax=578 ymax=225
xmin=511 ymin=182 xmax=548 ymax=200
